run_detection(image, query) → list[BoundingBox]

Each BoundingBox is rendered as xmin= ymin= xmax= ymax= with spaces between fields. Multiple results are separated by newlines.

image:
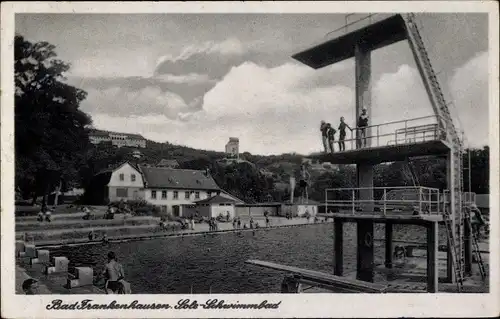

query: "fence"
xmin=325 ymin=186 xmax=442 ymax=216
xmin=333 ymin=115 xmax=446 ymax=152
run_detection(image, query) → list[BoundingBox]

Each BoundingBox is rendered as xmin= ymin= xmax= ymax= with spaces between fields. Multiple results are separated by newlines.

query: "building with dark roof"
xmin=180 ymin=195 xmax=238 ymax=219
xmin=89 ymin=129 xmax=146 ymax=148
xmin=85 ymin=161 xmax=242 ymax=217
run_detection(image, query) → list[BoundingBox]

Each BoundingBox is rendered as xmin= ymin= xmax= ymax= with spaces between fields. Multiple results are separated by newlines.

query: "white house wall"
xmin=235 ymin=206 xmax=278 ymax=217
xmin=143 ymin=189 xmax=211 ymax=215
xmin=107 ymin=163 xmax=145 ymax=202
xmin=211 ymin=204 xmax=235 ymax=219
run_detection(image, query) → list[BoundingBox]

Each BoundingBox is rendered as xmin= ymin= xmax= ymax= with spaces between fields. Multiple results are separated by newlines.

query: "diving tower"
xmin=296 ymin=13 xmax=468 ymax=292
xmin=249 ymin=13 xmax=484 ymax=294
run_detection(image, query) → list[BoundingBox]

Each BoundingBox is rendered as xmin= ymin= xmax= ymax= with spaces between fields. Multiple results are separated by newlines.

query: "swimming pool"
xmin=49 ymin=223 xmax=445 ymax=294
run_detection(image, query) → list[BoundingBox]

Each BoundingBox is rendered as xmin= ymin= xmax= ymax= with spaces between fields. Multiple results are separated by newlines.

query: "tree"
xmin=464 ymin=146 xmax=489 ymax=194
xmin=15 ymin=35 xmax=92 ymax=205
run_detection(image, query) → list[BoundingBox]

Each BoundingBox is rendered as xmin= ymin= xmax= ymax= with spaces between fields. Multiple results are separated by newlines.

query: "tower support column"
xmin=356 ymin=162 xmax=374 ymax=282
xmin=334 ymin=218 xmax=344 ymax=276
xmin=355 ymin=44 xmax=372 ymax=147
xmin=385 ymin=222 xmax=394 ymax=268
xmin=427 ymin=221 xmax=439 ymax=292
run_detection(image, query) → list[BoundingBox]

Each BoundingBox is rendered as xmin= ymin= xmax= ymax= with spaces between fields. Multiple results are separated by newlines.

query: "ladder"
xmin=465 ymin=207 xmax=487 ymax=279
xmin=403 ymin=13 xmax=461 ymax=146
xmin=443 ymin=207 xmax=464 ymax=292
xmin=404 ymin=13 xmax=466 ymax=281
xmin=403 ymin=158 xmax=419 ymax=187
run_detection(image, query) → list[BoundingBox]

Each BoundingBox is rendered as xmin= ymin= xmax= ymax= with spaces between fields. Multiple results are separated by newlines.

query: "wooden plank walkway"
xmin=245 ymin=260 xmax=388 ymax=293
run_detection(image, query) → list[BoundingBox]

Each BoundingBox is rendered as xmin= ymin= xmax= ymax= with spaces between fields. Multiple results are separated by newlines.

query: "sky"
xmin=15 ymin=13 xmax=489 ymax=155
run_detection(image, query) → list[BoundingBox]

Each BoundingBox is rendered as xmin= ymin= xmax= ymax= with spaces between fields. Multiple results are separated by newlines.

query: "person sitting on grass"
xmin=37 ymin=210 xmax=44 ymax=223
xmin=44 ymin=208 xmax=52 ymax=222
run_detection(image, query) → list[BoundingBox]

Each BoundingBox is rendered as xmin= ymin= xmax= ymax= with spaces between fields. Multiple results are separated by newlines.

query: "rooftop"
xmin=292 ymin=14 xmax=407 ymax=69
xmin=156 ymin=159 xmax=180 ymax=167
xmin=195 ymin=195 xmax=237 ymax=205
xmin=138 ymin=165 xmax=220 ymax=190
xmin=89 ymin=129 xmax=145 ymax=140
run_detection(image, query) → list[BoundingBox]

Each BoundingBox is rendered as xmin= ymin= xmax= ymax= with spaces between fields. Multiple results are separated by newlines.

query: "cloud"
xmin=80 ymin=85 xmax=199 ymax=120
xmin=153 ymin=73 xmax=216 ymax=84
xmin=448 ymin=51 xmax=488 ymax=147
xmin=373 ymin=64 xmax=434 ymax=121
xmin=153 ymin=37 xmax=252 ymax=81
xmin=86 ymin=50 xmax=489 ymax=156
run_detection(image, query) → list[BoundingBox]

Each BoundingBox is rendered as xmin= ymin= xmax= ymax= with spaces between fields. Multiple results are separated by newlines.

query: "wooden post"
xmin=334 ymin=218 xmax=343 ymax=276
xmin=427 ymin=221 xmax=439 ymax=292
xmin=385 ymin=222 xmax=393 ymax=268
xmin=357 ymin=220 xmax=374 ymax=282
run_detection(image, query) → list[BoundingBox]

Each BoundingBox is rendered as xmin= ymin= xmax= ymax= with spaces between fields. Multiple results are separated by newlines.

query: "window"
xmin=207 ymin=192 xmax=212 ymax=198
xmin=162 ymin=191 xmax=167 ymax=199
xmin=151 ymin=190 xmax=157 ymax=199
xmin=131 ymin=174 xmax=136 ymax=182
xmin=195 ymin=191 xmax=200 ymax=199
xmin=119 ymin=173 xmax=124 ymax=181
xmin=173 ymin=191 xmax=179 ymax=199
xmin=116 ymin=188 xmax=128 ymax=198
xmin=185 ymin=192 xmax=190 ymax=199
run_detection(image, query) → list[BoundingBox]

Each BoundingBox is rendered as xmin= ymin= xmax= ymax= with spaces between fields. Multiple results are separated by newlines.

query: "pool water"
xmin=50 ymin=223 xmax=447 ymax=294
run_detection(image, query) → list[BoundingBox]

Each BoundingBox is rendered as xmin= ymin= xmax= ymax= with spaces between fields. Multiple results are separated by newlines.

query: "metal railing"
xmin=330 ymin=115 xmax=447 ymax=152
xmin=323 ymin=14 xmax=395 ymax=41
xmin=325 ymin=186 xmax=442 ymax=216
xmin=443 ymin=190 xmax=476 ymax=207
xmin=462 ymin=192 xmax=476 ymax=206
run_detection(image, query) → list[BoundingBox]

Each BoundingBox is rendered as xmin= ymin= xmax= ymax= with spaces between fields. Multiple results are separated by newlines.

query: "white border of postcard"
xmin=2 ymin=1 xmax=499 ymax=318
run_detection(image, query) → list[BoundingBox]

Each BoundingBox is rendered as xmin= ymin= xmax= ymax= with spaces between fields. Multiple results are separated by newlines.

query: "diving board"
xmin=245 ymin=259 xmax=389 ymax=293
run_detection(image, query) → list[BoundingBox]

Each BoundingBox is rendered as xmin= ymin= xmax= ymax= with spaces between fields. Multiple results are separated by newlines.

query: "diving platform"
xmin=314 ymin=140 xmax=450 ymax=165
xmin=311 ymin=115 xmax=451 ymax=165
xmin=293 ymin=14 xmax=407 ymax=69
xmin=328 ymin=213 xmax=443 ymax=224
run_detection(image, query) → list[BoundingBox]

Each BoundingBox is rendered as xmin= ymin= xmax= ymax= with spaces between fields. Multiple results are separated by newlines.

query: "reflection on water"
xmin=50 ymin=223 xmax=446 ymax=294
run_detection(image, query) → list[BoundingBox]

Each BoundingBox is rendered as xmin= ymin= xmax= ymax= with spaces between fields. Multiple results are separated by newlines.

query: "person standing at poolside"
xmin=338 ymin=117 xmax=353 ymax=152
xmin=100 ymin=251 xmax=125 ymax=294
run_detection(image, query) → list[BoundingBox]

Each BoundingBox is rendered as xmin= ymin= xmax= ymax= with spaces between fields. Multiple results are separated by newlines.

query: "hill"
xmin=78 ymin=138 xmax=489 ymax=205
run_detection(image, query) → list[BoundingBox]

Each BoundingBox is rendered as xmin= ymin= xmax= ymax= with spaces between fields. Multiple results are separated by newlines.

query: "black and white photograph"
xmin=1 ymin=1 xmax=499 ymax=318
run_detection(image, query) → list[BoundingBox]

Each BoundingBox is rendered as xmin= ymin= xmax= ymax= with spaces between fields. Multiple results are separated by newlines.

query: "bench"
xmin=388 ymin=124 xmax=440 ymax=145
xmin=245 ymin=259 xmax=388 ymax=293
